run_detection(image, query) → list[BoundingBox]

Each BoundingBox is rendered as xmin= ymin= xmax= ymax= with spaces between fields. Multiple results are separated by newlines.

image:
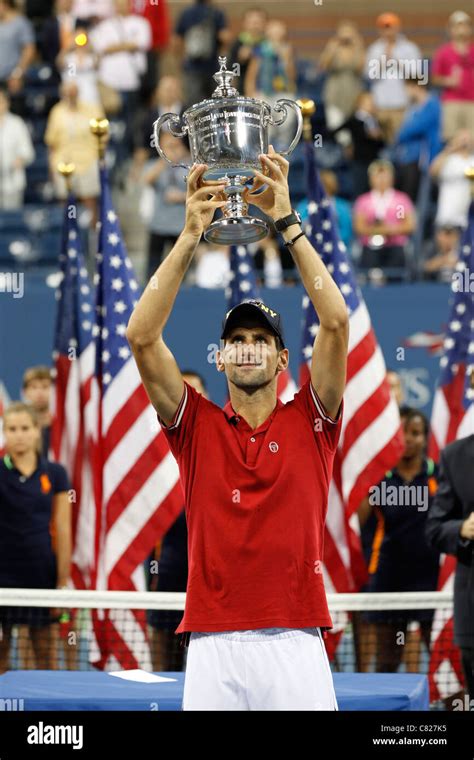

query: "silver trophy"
xmin=153 ymin=57 xmax=303 ymax=245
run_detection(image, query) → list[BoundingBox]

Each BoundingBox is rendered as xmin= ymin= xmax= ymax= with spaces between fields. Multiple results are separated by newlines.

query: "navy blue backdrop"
xmin=0 ymin=278 xmax=449 ymax=415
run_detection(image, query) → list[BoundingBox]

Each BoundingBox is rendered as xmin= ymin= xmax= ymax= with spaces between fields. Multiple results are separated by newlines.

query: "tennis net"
xmin=0 ymin=588 xmax=461 ymax=707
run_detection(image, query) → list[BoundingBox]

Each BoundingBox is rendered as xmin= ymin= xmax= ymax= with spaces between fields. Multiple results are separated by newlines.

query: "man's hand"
xmin=183 ymin=164 xmax=227 ymax=240
xmin=245 ymin=145 xmax=292 ymax=222
xmin=460 ymin=512 xmax=474 ymax=540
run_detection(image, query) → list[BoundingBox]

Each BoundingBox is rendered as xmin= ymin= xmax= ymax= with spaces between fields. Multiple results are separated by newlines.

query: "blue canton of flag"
xmin=53 ymin=195 xmax=94 ymax=363
xmin=300 ymin=142 xmax=360 ymax=369
xmin=439 ymin=200 xmax=474 ymax=409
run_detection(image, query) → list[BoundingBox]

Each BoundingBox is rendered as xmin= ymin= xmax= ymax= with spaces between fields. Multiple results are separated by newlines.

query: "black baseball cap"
xmin=221 ymin=299 xmax=285 ymax=348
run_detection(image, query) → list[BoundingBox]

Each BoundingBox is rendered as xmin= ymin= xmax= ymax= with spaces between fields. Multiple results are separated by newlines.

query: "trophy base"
xmin=204 ymin=216 xmax=268 ymax=245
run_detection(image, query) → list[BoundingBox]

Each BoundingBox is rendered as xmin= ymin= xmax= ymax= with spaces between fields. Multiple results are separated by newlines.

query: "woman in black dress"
xmin=0 ymin=402 xmax=71 ymax=671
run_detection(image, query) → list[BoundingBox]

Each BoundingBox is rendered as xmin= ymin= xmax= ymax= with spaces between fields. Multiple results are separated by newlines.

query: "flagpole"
xmin=88 ymin=117 xmax=109 ymax=603
xmin=90 ymin=118 xmax=110 ymax=164
xmin=296 ymin=98 xmax=316 ymax=143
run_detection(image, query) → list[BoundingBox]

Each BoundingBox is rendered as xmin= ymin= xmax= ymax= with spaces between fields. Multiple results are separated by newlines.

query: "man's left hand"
xmin=245 ymin=145 xmax=292 ymax=222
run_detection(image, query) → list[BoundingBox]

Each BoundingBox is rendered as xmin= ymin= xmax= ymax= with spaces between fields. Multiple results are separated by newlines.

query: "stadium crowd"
xmin=0 ymin=1 xmax=473 ymax=284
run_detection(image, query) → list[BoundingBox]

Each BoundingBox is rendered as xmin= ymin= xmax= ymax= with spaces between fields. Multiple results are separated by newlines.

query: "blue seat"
xmin=0 ymin=232 xmax=39 ymax=265
xmin=0 ymin=210 xmax=25 ymax=232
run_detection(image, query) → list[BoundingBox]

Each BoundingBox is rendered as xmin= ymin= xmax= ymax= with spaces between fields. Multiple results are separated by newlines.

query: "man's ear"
xmin=216 ymin=349 xmax=225 ymax=373
xmin=277 ymin=348 xmax=289 ymax=373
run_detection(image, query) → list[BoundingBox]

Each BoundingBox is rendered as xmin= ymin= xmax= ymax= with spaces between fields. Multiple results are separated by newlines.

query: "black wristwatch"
xmin=274 ymin=210 xmax=302 ymax=232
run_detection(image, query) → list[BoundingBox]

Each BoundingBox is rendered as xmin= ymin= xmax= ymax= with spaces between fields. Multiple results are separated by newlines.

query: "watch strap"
xmin=274 ymin=210 xmax=301 ymax=232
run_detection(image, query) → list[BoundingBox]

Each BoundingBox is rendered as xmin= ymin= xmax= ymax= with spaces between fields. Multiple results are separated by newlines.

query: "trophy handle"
xmin=266 ymin=99 xmax=303 ymax=156
xmin=153 ymin=113 xmax=191 ymax=169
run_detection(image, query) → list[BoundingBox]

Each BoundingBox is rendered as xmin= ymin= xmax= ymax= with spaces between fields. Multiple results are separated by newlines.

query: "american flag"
xmin=50 ymin=193 xmax=96 ymax=591
xmin=301 ymin=141 xmax=404 ymax=601
xmin=428 ymin=200 xmax=474 ymax=701
xmin=226 ymin=244 xmax=297 ymax=402
xmin=0 ymin=379 xmax=11 ymax=455
xmin=90 ymin=165 xmax=182 ymax=670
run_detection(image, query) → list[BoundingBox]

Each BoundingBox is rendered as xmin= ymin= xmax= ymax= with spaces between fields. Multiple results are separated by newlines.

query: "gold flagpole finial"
xmin=297 ymin=99 xmax=316 ymax=143
xmin=57 ymin=162 xmax=75 ymax=194
xmin=90 ymin=118 xmax=110 ymax=161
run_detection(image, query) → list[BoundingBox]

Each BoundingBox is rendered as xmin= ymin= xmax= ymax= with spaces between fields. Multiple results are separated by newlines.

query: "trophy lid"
xmin=212 ymin=57 xmax=239 ymax=98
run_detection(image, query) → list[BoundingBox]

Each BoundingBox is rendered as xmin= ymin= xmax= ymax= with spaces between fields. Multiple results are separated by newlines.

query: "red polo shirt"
xmin=158 ymin=379 xmax=343 ymax=633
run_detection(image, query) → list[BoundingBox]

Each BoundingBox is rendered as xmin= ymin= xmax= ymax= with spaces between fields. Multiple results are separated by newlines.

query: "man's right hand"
xmin=183 ymin=164 xmax=227 ymax=240
xmin=460 ymin=512 xmax=474 ymax=541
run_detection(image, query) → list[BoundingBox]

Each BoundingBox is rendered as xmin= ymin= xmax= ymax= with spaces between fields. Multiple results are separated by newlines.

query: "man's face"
xmin=450 ymin=20 xmax=471 ymax=40
xmin=23 ymin=379 xmax=51 ymax=412
xmin=217 ymin=324 xmax=288 ymax=391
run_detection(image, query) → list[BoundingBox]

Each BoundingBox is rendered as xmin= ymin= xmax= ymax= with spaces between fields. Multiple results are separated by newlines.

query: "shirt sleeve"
xmin=19 ymin=17 xmax=34 ymax=47
xmin=50 ymin=463 xmax=71 ymax=494
xmin=290 ymin=379 xmax=343 ymax=452
xmin=156 ymin=380 xmax=203 ymax=459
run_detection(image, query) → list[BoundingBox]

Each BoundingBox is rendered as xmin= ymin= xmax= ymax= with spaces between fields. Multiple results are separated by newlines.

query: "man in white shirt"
xmin=90 ymin=0 xmax=151 ymax=94
xmin=365 ymin=12 xmax=423 ymax=143
xmin=90 ymin=0 xmax=151 ymax=160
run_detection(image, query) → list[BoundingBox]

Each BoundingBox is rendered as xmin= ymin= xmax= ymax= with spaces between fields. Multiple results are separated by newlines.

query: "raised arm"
xmin=126 ymin=165 xmax=226 ymax=425
xmin=247 ymin=147 xmax=349 ymax=418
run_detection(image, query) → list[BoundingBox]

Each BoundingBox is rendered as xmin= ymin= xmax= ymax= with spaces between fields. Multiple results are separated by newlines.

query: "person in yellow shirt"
xmin=45 ymin=80 xmax=103 ymax=225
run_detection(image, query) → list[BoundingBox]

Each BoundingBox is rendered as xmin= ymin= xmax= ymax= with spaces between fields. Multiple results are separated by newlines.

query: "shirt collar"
xmin=223 ymin=397 xmax=284 ymax=432
xmin=3 ymin=453 xmax=45 ymax=474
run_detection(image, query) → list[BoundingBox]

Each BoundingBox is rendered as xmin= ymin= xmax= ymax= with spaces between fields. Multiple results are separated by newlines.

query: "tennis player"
xmin=127 ymin=146 xmax=349 ymax=710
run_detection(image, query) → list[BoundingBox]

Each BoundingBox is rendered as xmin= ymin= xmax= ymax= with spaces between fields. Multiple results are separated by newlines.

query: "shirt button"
xmin=19 ymin=476 xmax=26 ymax=483
xmin=250 ymin=437 xmax=256 ymax=443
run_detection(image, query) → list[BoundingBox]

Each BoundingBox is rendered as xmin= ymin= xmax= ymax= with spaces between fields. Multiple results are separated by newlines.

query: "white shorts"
xmin=182 ymin=627 xmax=338 ymax=711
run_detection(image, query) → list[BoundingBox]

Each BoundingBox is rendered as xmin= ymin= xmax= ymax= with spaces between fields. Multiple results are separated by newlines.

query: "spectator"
xmin=365 ymin=13 xmax=422 ymax=143
xmin=0 ymin=403 xmax=71 ymax=672
xmin=44 ymin=80 xmax=102 ymax=223
xmin=0 ymin=0 xmax=36 ymax=115
xmin=131 ymin=75 xmax=184 ymax=178
xmin=353 ymin=159 xmax=416 ymax=280
xmin=57 ymin=21 xmax=101 ymax=107
xmin=359 ymin=407 xmax=440 ymax=674
xmin=90 ymin=0 xmax=152 ymax=154
xmin=142 ymin=131 xmax=189 ymax=280
xmin=430 ymin=129 xmax=474 ymax=229
xmin=393 ymin=76 xmax=442 ymax=202
xmin=426 ymin=432 xmax=474 ymax=703
xmin=130 ymin=0 xmax=171 ymax=100
xmin=252 ymin=231 xmax=283 ymax=288
xmin=194 ymin=242 xmax=230 ymax=288
xmin=432 ymin=11 xmax=474 ymax=141
xmin=22 ymin=366 xmax=52 ymax=455
xmin=72 ymin=0 xmax=113 ymax=25
xmin=39 ymin=0 xmax=76 ymax=74
xmin=172 ymin=0 xmax=230 ymax=107
xmin=423 ymin=224 xmax=461 ymax=282
xmin=148 ymin=370 xmax=207 ymax=672
xmin=331 ymin=90 xmax=385 ymax=198
xmin=296 ymin=170 xmax=353 ymax=252
xmin=245 ymin=19 xmax=297 ymax=151
xmin=319 ymin=20 xmax=365 ymax=128
xmin=228 ymin=7 xmax=267 ymax=90
xmin=0 ymin=86 xmax=35 ymax=209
